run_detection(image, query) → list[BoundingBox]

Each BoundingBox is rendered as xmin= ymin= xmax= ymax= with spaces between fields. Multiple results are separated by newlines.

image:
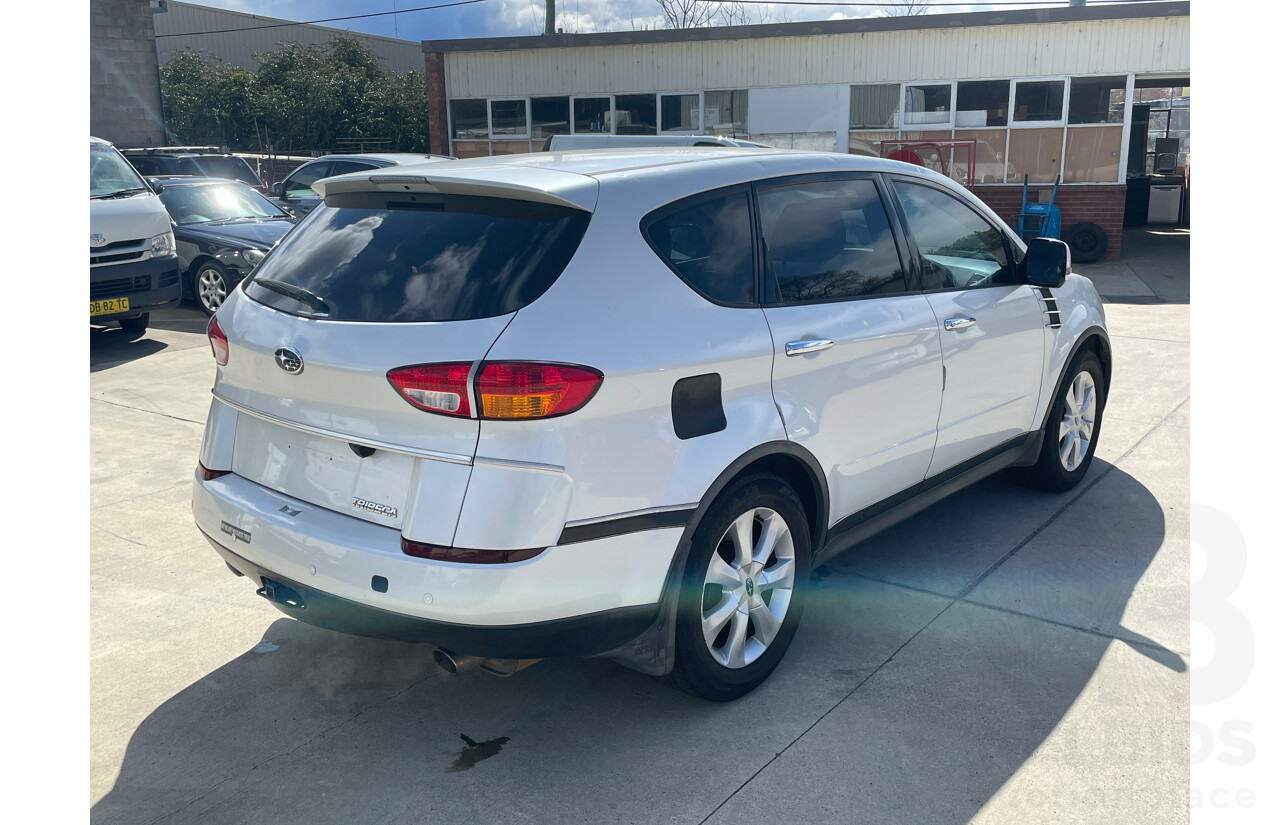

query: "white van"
xmin=542 ymin=134 xmax=768 ymax=151
xmin=90 ymin=136 xmax=181 ymax=333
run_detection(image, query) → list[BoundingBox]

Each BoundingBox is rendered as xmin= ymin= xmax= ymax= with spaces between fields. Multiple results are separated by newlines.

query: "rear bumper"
xmin=90 ymin=255 xmax=182 ymax=321
xmin=191 ymin=471 xmax=678 ymax=657
xmin=204 ymin=535 xmax=658 ymax=658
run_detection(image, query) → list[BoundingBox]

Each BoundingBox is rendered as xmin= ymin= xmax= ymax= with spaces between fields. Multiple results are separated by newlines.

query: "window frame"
xmin=570 ymin=94 xmax=615 ymax=135
xmin=750 ymin=171 xmax=914 ymax=308
xmin=884 ymin=174 xmax=1021 ymax=295
xmin=902 ymin=81 xmax=958 ymax=130
xmin=1010 ymin=77 xmax=1069 ymax=128
xmin=488 ymin=97 xmax=531 ymax=139
xmin=659 ymin=91 xmax=704 ymax=134
xmin=638 ymin=183 xmax=761 ymax=309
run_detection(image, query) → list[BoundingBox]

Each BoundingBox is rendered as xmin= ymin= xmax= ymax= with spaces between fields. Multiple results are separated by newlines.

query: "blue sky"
xmin=177 ymin=1 xmax=1041 ymax=42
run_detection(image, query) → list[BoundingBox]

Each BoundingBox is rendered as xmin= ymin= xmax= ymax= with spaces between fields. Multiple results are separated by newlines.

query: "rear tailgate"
xmin=215 ymin=295 xmax=511 ymax=534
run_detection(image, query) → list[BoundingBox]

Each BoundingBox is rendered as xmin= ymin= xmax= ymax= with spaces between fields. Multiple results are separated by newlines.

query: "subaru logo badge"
xmin=274 ymin=347 xmax=304 ymax=375
xmin=90 ymin=234 xmax=107 ymax=247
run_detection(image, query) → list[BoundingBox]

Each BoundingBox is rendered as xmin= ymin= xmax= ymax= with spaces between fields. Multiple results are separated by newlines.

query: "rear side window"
xmin=758 ymin=177 xmax=905 ymax=303
xmin=642 ymin=186 xmax=755 ymax=305
xmin=243 ymin=193 xmax=590 ymax=323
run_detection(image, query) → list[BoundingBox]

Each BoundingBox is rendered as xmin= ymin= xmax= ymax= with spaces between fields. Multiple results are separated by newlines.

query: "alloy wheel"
xmin=198 ymin=266 xmax=228 ymax=313
xmin=700 ymin=507 xmax=796 ymax=669
xmin=1058 ymin=370 xmax=1097 ymax=471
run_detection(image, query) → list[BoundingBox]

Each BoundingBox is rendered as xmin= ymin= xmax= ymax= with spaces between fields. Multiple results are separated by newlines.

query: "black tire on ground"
xmin=1015 ymin=350 xmax=1106 ymax=492
xmin=1063 ymin=222 xmax=1108 ymax=264
xmin=192 ymin=261 xmax=232 ymax=315
xmin=664 ymin=473 xmax=812 ymax=702
xmin=118 ymin=313 xmax=149 ymax=334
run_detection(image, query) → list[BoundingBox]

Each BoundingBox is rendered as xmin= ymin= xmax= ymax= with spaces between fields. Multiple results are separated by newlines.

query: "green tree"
xmin=158 ymin=35 xmax=432 ymax=154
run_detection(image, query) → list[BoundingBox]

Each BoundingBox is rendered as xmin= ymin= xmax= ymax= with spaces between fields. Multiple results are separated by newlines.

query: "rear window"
xmin=243 ymin=193 xmax=590 ymax=322
xmin=177 ymin=156 xmax=260 ymax=186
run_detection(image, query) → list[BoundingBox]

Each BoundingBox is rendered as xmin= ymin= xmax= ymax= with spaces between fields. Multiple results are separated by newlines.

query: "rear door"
xmin=214 ymin=189 xmax=592 ymax=538
xmin=759 ymin=174 xmax=944 ymax=523
xmin=888 ymin=177 xmax=1045 ymax=476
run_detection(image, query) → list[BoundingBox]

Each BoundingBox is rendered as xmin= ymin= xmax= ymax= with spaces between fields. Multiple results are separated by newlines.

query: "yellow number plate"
xmin=90 ymin=297 xmax=130 ymax=316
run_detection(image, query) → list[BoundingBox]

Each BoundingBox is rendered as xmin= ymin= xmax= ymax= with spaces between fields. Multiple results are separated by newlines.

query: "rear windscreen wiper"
xmin=253 ymin=279 xmax=331 ymax=315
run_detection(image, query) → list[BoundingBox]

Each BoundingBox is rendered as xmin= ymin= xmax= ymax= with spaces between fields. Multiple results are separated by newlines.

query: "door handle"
xmin=943 ymin=316 xmax=977 ymax=331
xmin=785 ymin=339 xmax=834 ymax=356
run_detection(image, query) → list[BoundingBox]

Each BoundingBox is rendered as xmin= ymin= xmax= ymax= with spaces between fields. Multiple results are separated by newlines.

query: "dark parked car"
xmin=151 ymin=177 xmax=296 ymax=314
xmin=268 ymin=153 xmax=453 ymax=219
xmin=123 ymin=147 xmax=266 ymax=192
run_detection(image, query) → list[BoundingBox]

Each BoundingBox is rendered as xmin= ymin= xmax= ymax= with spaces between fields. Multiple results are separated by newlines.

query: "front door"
xmin=759 ymin=175 xmax=944 ymax=524
xmin=889 ymin=178 xmax=1045 ymax=476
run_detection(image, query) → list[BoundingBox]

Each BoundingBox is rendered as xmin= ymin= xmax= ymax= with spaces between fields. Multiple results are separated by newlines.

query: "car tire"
xmin=1015 ymin=350 xmax=1106 ymax=492
xmin=1063 ymin=222 xmax=1108 ymax=264
xmin=118 ymin=313 xmax=149 ymax=334
xmin=193 ymin=261 xmax=232 ymax=315
xmin=665 ymin=473 xmax=812 ymax=702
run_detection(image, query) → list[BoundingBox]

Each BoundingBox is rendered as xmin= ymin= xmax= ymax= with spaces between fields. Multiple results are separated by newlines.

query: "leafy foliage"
xmin=159 ymin=36 xmax=432 ymax=154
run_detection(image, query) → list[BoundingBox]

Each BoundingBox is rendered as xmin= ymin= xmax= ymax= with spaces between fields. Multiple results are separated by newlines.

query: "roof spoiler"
xmin=315 ymin=167 xmax=599 ymax=212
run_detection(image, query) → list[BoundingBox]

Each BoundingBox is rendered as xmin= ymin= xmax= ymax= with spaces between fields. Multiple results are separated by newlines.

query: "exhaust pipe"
xmin=432 ymin=649 xmax=485 ymax=675
xmin=432 ymin=649 xmax=543 ymax=677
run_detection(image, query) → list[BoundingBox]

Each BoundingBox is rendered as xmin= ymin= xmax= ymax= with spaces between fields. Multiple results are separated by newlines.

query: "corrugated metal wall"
xmin=154 ymin=1 xmax=422 ymax=74
xmin=443 ymin=17 xmax=1190 ymax=97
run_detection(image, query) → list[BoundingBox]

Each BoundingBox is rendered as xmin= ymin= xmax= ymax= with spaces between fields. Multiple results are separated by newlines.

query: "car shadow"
xmin=88 ymin=327 xmax=167 ymax=371
xmin=91 ymin=463 xmax=1176 ymax=825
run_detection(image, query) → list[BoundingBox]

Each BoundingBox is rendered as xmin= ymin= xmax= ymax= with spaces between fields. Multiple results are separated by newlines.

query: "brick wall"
xmin=424 ymin=52 xmax=449 ymax=156
xmin=91 ymin=0 xmax=166 ymax=147
xmin=973 ymin=184 xmax=1126 ymax=261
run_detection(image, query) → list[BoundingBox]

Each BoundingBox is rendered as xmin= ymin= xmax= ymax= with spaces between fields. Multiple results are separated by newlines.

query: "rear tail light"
xmin=476 ymin=363 xmax=602 ymax=420
xmin=388 ymin=362 xmax=602 ymax=420
xmin=401 ymin=537 xmax=545 ymax=564
xmin=207 ymin=316 xmax=229 ymax=365
xmin=197 ymin=462 xmax=230 ymax=481
xmin=387 ymin=363 xmax=472 ymax=417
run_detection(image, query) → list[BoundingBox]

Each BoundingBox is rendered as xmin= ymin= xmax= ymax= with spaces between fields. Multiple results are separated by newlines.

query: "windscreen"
xmin=90 ymin=141 xmax=147 ymax=197
xmin=159 ymin=182 xmax=287 ymax=225
xmin=243 ymin=193 xmax=590 ymax=322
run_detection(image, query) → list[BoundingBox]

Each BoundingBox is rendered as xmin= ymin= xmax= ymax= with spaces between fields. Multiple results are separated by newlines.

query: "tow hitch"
xmin=256 ymin=579 xmax=306 ymax=609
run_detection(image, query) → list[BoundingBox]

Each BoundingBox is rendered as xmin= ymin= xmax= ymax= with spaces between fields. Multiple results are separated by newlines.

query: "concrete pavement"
xmin=90 ymin=230 xmax=1189 ymax=824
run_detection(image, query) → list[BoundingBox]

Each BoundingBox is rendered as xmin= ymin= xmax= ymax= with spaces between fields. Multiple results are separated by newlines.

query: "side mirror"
xmin=269 ymin=181 xmax=285 ymax=198
xmin=1020 ymin=237 xmax=1071 ymax=288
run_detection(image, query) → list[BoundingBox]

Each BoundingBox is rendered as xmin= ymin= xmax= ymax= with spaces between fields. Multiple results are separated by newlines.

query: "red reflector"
xmin=197 ymin=462 xmax=230 ymax=481
xmin=387 ymin=363 xmax=471 ymax=417
xmin=207 ymin=316 xmax=229 ymax=366
xmin=476 ymin=362 xmax=602 ymax=420
xmin=401 ymin=537 xmax=545 ymax=564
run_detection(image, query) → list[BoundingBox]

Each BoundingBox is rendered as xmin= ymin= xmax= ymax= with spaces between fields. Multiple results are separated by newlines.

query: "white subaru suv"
xmin=192 ymin=149 xmax=1109 ymax=701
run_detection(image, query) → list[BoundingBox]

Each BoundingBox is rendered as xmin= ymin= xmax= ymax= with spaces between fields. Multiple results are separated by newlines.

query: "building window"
xmin=1013 ymin=80 xmax=1065 ymax=123
xmin=531 ymin=96 xmax=570 ymax=139
xmin=1063 ymin=126 xmax=1123 ymax=183
xmin=614 ymin=94 xmax=657 ymax=135
xmin=1008 ymin=127 xmax=1064 ymax=182
xmin=450 ymin=99 xmax=488 ymax=139
xmin=490 ymin=99 xmax=528 ymax=137
xmin=850 ymin=84 xmax=900 ymax=130
xmin=1068 ymin=76 xmax=1126 ymax=124
xmin=573 ymin=96 xmax=612 ymax=133
xmin=956 ymin=81 xmax=1010 ymax=127
xmin=703 ymin=90 xmax=747 ymax=135
xmin=661 ymin=93 xmax=701 ymax=133
xmin=904 ymin=84 xmax=952 ymax=126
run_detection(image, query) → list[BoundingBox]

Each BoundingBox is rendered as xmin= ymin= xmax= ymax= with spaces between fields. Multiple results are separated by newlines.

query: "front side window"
xmin=891 ymin=180 xmax=1013 ymax=291
xmin=758 ymin=178 xmax=905 ymax=303
xmin=284 ymin=162 xmax=331 ymax=198
xmin=643 ymin=187 xmax=755 ymax=305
